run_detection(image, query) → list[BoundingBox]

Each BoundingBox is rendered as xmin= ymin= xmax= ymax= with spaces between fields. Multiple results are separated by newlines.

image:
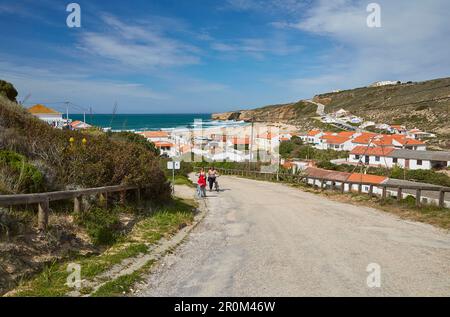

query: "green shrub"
xmin=75 ymin=208 xmax=121 ymax=246
xmin=0 ymin=95 xmax=170 ymax=198
xmin=0 ymin=80 xmax=18 ymax=102
xmin=0 ymin=150 xmax=45 ymax=194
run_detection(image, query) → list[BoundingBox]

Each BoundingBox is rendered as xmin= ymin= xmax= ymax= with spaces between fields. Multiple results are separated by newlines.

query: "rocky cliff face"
xmin=212 ymin=100 xmax=317 ymax=124
xmin=212 ymin=77 xmax=450 ymax=136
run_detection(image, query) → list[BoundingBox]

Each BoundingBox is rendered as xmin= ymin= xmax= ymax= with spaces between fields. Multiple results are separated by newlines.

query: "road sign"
xmin=167 ymin=161 xmax=181 ymax=170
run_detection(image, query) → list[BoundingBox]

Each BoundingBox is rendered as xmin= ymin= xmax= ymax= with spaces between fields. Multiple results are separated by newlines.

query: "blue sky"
xmin=1 ymin=0 xmax=449 ymax=114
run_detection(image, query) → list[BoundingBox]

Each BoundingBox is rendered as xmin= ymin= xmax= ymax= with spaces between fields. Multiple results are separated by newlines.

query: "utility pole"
xmin=65 ymin=101 xmax=69 ymax=128
xmin=249 ymin=116 xmax=255 ymax=171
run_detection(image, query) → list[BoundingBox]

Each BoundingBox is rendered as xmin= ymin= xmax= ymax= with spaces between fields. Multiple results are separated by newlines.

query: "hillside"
xmin=212 ymin=100 xmax=319 ymax=128
xmin=314 ymin=77 xmax=450 ymax=134
xmin=0 ymin=94 xmax=169 ymax=196
xmin=212 ymin=77 xmax=450 ymax=139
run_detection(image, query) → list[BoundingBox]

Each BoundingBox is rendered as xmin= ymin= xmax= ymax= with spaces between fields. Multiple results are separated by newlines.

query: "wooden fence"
xmin=215 ymin=168 xmax=450 ymax=209
xmin=0 ymin=185 xmax=143 ymax=231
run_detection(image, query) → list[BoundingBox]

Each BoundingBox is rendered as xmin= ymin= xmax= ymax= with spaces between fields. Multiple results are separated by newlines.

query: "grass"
xmin=172 ymin=175 xmax=196 ymax=188
xmin=10 ymin=197 xmax=196 ymax=297
xmin=91 ymin=260 xmax=155 ymax=297
xmin=292 ymin=182 xmax=450 ymax=230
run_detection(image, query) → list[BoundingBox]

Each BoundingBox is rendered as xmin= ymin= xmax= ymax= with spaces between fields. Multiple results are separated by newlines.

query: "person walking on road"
xmin=207 ymin=167 xmax=218 ymax=192
xmin=197 ymin=168 xmax=207 ymax=198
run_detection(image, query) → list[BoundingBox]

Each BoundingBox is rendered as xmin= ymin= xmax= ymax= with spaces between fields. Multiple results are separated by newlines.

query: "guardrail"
xmin=215 ymin=168 xmax=450 ymax=209
xmin=0 ymin=184 xmax=143 ymax=231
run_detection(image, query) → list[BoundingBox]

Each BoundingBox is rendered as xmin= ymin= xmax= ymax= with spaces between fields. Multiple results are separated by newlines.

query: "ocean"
xmin=69 ymin=113 xmax=244 ymax=131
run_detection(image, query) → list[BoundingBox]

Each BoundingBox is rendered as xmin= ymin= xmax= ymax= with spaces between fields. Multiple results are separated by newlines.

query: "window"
xmin=375 ymin=156 xmax=380 ymax=162
xmin=417 ymin=159 xmax=423 ymax=166
xmin=355 ymin=155 xmax=360 ymax=160
xmin=393 ymin=157 xmax=398 ymax=163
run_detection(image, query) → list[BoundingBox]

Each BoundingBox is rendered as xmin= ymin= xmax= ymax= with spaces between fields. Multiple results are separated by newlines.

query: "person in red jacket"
xmin=197 ymin=168 xmax=207 ymax=198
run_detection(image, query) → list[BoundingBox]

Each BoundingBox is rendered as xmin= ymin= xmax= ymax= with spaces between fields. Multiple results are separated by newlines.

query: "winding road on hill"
xmin=137 ymin=176 xmax=450 ymax=297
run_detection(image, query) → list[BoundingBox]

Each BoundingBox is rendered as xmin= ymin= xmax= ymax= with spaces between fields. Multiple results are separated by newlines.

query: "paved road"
xmin=138 ymin=176 xmax=450 ymax=296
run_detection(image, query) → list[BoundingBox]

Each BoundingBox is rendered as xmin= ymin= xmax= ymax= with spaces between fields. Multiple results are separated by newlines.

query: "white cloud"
xmin=211 ymin=37 xmax=303 ymax=58
xmin=279 ymin=0 xmax=450 ymax=95
xmin=77 ymin=14 xmax=200 ymax=69
xmin=225 ymin=0 xmax=311 ymax=15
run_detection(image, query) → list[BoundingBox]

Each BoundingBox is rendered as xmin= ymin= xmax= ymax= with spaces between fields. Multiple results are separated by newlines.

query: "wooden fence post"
xmin=74 ymin=196 xmax=82 ymax=213
xmin=382 ymin=186 xmax=387 ymax=201
xmin=397 ymin=188 xmax=403 ymax=202
xmin=369 ymin=185 xmax=374 ymax=197
xmin=136 ymin=188 xmax=141 ymax=204
xmin=120 ymin=190 xmax=126 ymax=205
xmin=341 ymin=182 xmax=345 ymax=193
xmin=38 ymin=198 xmax=49 ymax=231
xmin=358 ymin=183 xmax=362 ymax=194
xmin=416 ymin=189 xmax=421 ymax=207
xmin=439 ymin=190 xmax=445 ymax=209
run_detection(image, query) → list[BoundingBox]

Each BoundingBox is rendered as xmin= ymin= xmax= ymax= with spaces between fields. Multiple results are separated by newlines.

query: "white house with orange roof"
xmin=70 ymin=120 xmax=92 ymax=130
xmin=302 ymin=130 xmax=324 ymax=145
xmin=407 ymin=128 xmax=436 ymax=140
xmin=349 ymin=146 xmax=450 ymax=170
xmin=139 ymin=130 xmax=171 ymax=143
xmin=28 ymin=104 xmax=67 ymax=128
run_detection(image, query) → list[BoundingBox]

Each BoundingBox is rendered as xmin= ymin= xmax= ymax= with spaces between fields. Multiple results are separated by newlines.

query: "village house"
xmin=407 ymin=128 xmax=436 ymax=140
xmin=28 ymin=104 xmax=67 ymax=128
xmin=316 ymin=132 xmax=356 ymax=151
xmin=303 ymin=167 xmax=388 ymax=195
xmin=70 ymin=120 xmax=92 ymax=130
xmin=349 ymin=146 xmax=450 ymax=170
xmin=139 ymin=130 xmax=171 ymax=143
xmin=154 ymin=141 xmax=176 ymax=157
xmin=301 ymin=130 xmax=324 ymax=145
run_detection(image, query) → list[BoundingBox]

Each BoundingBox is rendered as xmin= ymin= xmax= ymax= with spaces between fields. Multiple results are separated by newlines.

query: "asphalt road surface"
xmin=137 ymin=176 xmax=450 ymax=296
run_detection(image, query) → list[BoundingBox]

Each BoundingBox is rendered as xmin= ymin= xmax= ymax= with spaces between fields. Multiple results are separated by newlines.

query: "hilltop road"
xmin=137 ymin=176 xmax=450 ymax=296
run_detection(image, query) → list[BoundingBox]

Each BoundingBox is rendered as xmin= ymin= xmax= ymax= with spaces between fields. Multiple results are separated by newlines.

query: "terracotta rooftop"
xmin=320 ymin=135 xmax=350 ymax=145
xmin=352 ymin=133 xmax=378 ymax=144
xmin=153 ymin=141 xmax=174 ymax=148
xmin=139 ymin=131 xmax=169 ymax=138
xmin=351 ymin=146 xmax=395 ymax=156
xmin=28 ymin=104 xmax=61 ymax=115
xmin=347 ymin=173 xmax=388 ymax=185
xmin=304 ymin=167 xmax=351 ymax=182
xmin=307 ymin=130 xmax=322 ymax=137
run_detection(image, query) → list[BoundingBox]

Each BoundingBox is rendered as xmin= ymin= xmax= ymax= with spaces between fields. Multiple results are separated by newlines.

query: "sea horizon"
xmin=69 ymin=113 xmax=244 ymax=131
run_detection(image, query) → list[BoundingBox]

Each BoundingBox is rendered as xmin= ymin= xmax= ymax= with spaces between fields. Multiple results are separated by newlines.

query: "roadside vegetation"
xmin=7 ymin=197 xmax=197 ymax=297
xmin=0 ymin=88 xmax=169 ymax=195
xmin=293 ymin=182 xmax=450 ymax=230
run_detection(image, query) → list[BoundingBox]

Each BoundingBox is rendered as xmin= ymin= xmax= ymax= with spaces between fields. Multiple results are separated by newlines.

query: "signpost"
xmin=167 ymin=161 xmax=181 ymax=194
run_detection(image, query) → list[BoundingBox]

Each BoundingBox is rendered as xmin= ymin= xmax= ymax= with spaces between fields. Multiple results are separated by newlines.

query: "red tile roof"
xmin=320 ymin=135 xmax=350 ymax=145
xmin=347 ymin=173 xmax=388 ymax=185
xmin=338 ymin=131 xmax=356 ymax=138
xmin=304 ymin=167 xmax=351 ymax=182
xmin=153 ymin=141 xmax=174 ymax=148
xmin=351 ymin=146 xmax=395 ymax=156
xmin=352 ymin=133 xmax=378 ymax=144
xmin=307 ymin=130 xmax=322 ymax=137
xmin=139 ymin=131 xmax=169 ymax=138
xmin=28 ymin=104 xmax=61 ymax=115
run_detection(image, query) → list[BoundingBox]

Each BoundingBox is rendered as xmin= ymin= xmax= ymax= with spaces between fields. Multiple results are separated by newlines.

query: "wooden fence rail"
xmin=0 ymin=184 xmax=142 ymax=231
xmin=215 ymin=168 xmax=450 ymax=209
